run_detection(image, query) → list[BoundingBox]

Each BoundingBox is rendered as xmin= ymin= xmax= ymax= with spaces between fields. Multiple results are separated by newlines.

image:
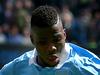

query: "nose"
xmin=52 ymin=45 xmax=57 ymax=50
xmin=48 ymin=44 xmax=57 ymax=54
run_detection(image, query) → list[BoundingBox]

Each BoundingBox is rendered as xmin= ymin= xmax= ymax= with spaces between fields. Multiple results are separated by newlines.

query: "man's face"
xmin=31 ymin=22 xmax=66 ymax=67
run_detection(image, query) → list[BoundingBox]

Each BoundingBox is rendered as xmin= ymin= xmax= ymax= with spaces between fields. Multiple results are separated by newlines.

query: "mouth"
xmin=48 ymin=54 xmax=59 ymax=61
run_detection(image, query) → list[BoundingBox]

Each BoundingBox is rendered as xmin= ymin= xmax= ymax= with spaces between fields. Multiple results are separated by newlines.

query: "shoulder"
xmin=66 ymin=43 xmax=100 ymax=73
xmin=64 ymin=43 xmax=100 ymax=75
xmin=12 ymin=50 xmax=34 ymax=65
xmin=0 ymin=50 xmax=35 ymax=75
xmin=68 ymin=43 xmax=100 ymax=62
xmin=68 ymin=43 xmax=100 ymax=61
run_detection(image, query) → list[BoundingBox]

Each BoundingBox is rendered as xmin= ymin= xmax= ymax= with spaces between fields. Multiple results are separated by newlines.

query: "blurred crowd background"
xmin=0 ymin=0 xmax=100 ymax=68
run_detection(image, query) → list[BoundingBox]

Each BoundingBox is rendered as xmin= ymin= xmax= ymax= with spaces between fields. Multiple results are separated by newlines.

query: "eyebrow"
xmin=37 ymin=33 xmax=62 ymax=41
xmin=53 ymin=32 xmax=62 ymax=37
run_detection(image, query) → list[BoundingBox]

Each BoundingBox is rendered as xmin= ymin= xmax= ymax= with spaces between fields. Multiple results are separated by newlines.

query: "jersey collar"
xmin=29 ymin=43 xmax=72 ymax=69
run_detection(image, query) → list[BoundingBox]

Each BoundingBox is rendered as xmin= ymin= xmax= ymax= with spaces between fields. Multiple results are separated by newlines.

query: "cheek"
xmin=36 ymin=45 xmax=47 ymax=55
xmin=58 ymin=43 xmax=65 ymax=50
xmin=55 ymin=43 xmax=65 ymax=52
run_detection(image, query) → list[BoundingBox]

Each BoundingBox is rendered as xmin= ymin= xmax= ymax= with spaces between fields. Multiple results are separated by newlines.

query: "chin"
xmin=47 ymin=58 xmax=60 ymax=67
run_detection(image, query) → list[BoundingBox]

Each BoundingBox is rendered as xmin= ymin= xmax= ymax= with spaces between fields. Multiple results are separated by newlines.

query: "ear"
xmin=30 ymin=34 xmax=34 ymax=44
xmin=63 ymin=30 xmax=66 ymax=40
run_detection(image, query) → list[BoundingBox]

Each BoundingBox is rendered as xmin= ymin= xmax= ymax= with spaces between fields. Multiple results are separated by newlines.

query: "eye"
xmin=53 ymin=37 xmax=62 ymax=43
xmin=37 ymin=40 xmax=48 ymax=45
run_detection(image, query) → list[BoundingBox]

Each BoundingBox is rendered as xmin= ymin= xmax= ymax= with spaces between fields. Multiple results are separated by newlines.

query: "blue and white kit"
xmin=0 ymin=43 xmax=100 ymax=75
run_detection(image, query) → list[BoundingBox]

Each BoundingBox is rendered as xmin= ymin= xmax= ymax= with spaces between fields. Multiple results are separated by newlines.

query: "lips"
xmin=48 ymin=54 xmax=59 ymax=61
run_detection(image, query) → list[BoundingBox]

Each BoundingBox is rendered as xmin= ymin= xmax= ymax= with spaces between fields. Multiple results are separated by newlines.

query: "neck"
xmin=36 ymin=55 xmax=46 ymax=68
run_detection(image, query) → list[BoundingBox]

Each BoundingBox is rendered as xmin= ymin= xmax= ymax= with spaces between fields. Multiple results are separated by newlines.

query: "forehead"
xmin=32 ymin=21 xmax=63 ymax=37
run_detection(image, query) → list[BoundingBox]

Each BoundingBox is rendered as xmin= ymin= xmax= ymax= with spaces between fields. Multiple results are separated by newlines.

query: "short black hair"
xmin=31 ymin=6 xmax=58 ymax=28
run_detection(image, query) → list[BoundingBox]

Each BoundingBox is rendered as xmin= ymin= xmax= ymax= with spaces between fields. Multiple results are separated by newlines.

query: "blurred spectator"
xmin=62 ymin=5 xmax=73 ymax=29
xmin=14 ymin=0 xmax=24 ymax=10
xmin=94 ymin=10 xmax=100 ymax=44
xmin=0 ymin=26 xmax=6 ymax=44
xmin=87 ymin=22 xmax=98 ymax=54
xmin=4 ymin=1 xmax=14 ymax=24
xmin=70 ymin=9 xmax=92 ymax=47
xmin=61 ymin=5 xmax=73 ymax=42
xmin=15 ymin=9 xmax=28 ymax=32
xmin=24 ymin=0 xmax=33 ymax=13
xmin=0 ymin=0 xmax=4 ymax=25
xmin=33 ymin=0 xmax=64 ymax=12
xmin=21 ymin=26 xmax=32 ymax=46
xmin=2 ymin=23 xmax=10 ymax=38
xmin=7 ymin=23 xmax=23 ymax=45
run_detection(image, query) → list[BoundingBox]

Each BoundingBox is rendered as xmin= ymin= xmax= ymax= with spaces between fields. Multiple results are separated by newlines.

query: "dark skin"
xmin=30 ymin=20 xmax=66 ymax=67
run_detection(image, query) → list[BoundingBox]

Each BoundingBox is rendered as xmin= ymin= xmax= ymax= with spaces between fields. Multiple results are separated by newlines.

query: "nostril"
xmin=48 ymin=46 xmax=57 ymax=54
xmin=52 ymin=46 xmax=57 ymax=50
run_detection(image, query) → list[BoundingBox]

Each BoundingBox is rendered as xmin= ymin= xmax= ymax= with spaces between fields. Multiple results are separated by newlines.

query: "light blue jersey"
xmin=0 ymin=43 xmax=100 ymax=75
